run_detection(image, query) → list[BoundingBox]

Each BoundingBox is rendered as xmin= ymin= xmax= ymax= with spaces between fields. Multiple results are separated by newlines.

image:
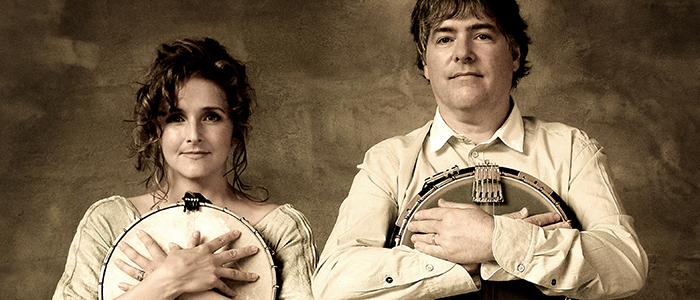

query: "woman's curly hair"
xmin=129 ymin=37 xmax=258 ymax=205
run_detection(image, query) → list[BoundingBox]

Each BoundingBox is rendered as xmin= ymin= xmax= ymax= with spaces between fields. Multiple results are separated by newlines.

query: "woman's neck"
xmin=161 ymin=176 xmax=239 ymax=208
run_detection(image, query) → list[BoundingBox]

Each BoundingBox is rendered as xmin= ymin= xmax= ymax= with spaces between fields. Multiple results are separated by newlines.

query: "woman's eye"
xmin=204 ymin=113 xmax=221 ymax=122
xmin=166 ymin=114 xmax=184 ymax=123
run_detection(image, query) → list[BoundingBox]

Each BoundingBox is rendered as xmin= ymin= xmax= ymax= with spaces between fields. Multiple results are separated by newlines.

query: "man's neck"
xmin=439 ymin=98 xmax=512 ymax=144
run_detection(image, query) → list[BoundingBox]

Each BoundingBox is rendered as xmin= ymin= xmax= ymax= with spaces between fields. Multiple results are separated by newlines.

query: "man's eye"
xmin=476 ymin=34 xmax=491 ymax=40
xmin=436 ymin=37 xmax=452 ymax=44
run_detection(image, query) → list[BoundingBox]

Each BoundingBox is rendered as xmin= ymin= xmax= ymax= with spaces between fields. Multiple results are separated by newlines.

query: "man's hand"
xmin=407 ymin=199 xmax=496 ymax=265
xmin=503 ymin=207 xmax=572 ymax=230
xmin=407 ymin=199 xmax=572 ymax=267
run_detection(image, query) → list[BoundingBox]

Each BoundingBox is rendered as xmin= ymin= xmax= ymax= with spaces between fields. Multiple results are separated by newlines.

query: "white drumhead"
xmin=99 ymin=203 xmax=276 ymax=300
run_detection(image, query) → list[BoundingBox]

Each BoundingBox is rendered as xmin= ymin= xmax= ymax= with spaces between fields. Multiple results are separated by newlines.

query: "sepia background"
xmin=1 ymin=0 xmax=698 ymax=299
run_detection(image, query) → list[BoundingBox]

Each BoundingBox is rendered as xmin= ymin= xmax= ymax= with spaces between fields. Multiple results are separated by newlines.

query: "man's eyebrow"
xmin=432 ymin=21 xmax=498 ymax=34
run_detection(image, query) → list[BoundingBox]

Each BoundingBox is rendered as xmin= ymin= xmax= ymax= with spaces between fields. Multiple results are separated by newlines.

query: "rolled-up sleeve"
xmin=487 ymin=135 xmax=648 ymax=299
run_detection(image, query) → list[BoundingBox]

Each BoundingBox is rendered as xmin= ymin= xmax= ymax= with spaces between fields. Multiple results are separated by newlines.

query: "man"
xmin=313 ymin=0 xmax=647 ymax=299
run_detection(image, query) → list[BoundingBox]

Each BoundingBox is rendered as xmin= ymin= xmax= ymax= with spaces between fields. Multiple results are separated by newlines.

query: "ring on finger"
xmin=431 ymin=234 xmax=437 ymax=245
xmin=136 ymin=270 xmax=145 ymax=281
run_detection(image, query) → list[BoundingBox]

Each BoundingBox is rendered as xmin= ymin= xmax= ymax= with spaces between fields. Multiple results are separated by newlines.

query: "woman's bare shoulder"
xmin=127 ymin=194 xmax=157 ymax=215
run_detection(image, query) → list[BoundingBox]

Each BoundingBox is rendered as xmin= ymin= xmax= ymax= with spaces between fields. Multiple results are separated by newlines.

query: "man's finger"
xmin=412 ymin=207 xmax=447 ymax=221
xmin=501 ymin=207 xmax=529 ymax=219
xmin=437 ymin=198 xmax=473 ymax=209
xmin=406 ymin=219 xmax=439 ymax=233
xmin=543 ymin=221 xmax=572 ymax=230
xmin=413 ymin=241 xmax=445 ymax=260
xmin=523 ymin=212 xmax=561 ymax=226
xmin=410 ymin=233 xmax=437 ymax=246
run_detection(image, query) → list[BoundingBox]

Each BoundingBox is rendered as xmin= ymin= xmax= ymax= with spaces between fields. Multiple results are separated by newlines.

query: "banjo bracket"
xmin=423 ymin=165 xmax=461 ymax=191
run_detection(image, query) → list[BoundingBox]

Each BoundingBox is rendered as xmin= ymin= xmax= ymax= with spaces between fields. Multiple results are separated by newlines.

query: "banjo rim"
xmin=98 ymin=202 xmax=278 ymax=300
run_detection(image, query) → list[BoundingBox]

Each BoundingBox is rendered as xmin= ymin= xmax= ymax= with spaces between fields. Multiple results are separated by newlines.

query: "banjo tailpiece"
xmin=182 ymin=191 xmax=212 ymax=212
xmin=472 ymin=161 xmax=503 ymax=203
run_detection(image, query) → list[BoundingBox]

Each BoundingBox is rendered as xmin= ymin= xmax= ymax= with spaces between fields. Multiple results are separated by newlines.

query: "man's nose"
xmin=454 ymin=40 xmax=475 ymax=62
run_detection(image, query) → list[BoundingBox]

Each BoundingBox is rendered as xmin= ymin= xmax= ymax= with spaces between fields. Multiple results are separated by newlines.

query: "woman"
xmin=53 ymin=38 xmax=316 ymax=300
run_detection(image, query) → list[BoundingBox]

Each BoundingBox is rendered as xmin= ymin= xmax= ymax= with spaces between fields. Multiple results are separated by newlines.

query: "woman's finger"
xmin=215 ymin=266 xmax=260 ymax=282
xmin=212 ymin=279 xmax=238 ymax=298
xmin=168 ymin=242 xmax=183 ymax=251
xmin=186 ymin=231 xmax=201 ymax=249
xmin=114 ymin=258 xmax=145 ymax=281
xmin=136 ymin=229 xmax=167 ymax=261
xmin=202 ymin=230 xmax=241 ymax=252
xmin=117 ymin=282 xmax=135 ymax=292
xmin=119 ymin=242 xmax=153 ymax=270
xmin=214 ymin=245 xmax=259 ymax=266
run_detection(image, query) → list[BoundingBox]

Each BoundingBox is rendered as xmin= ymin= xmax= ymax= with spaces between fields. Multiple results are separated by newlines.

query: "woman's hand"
xmin=114 ymin=229 xmax=259 ymax=299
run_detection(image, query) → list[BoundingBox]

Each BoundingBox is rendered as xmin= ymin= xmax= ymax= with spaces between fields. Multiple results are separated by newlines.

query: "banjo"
xmin=391 ymin=162 xmax=578 ymax=300
xmin=99 ymin=192 xmax=278 ymax=300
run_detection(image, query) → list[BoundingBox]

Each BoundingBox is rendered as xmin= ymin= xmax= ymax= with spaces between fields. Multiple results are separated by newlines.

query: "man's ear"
xmin=423 ymin=61 xmax=431 ymax=80
xmin=511 ymin=46 xmax=521 ymax=72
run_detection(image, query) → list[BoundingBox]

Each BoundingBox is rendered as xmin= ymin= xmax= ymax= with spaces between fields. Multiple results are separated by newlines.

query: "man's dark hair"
xmin=411 ymin=0 xmax=531 ymax=88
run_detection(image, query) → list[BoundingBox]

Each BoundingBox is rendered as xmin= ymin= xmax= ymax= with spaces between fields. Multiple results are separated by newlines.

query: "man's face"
xmin=423 ymin=16 xmax=519 ymax=116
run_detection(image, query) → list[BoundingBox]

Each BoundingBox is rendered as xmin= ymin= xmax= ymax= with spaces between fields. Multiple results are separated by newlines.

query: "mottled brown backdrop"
xmin=1 ymin=0 xmax=698 ymax=299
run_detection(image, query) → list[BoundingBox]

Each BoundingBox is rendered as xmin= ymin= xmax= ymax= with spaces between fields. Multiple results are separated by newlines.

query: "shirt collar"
xmin=429 ymin=101 xmax=525 ymax=153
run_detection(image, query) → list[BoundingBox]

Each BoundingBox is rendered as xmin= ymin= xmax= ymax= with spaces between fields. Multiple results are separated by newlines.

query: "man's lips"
xmin=450 ymin=72 xmax=483 ymax=79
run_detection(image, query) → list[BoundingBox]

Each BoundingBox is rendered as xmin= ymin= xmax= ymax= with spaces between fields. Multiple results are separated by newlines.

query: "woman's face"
xmin=160 ymin=77 xmax=234 ymax=183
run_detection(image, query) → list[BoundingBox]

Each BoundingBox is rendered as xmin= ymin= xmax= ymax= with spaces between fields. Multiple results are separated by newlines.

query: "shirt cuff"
xmin=386 ymin=246 xmax=480 ymax=297
xmin=423 ymin=260 xmax=481 ymax=297
xmin=491 ymin=216 xmax=538 ymax=279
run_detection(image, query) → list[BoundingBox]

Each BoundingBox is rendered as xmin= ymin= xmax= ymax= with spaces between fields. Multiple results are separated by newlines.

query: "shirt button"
xmin=517 ymin=264 xmax=526 ymax=272
xmin=426 ymin=264 xmax=434 ymax=271
xmin=471 ymin=151 xmax=479 ymax=158
xmin=385 ymin=276 xmax=393 ymax=284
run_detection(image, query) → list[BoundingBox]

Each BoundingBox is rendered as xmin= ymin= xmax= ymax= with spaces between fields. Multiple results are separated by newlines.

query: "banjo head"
xmin=392 ymin=165 xmax=574 ymax=248
xmin=99 ymin=203 xmax=277 ymax=300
